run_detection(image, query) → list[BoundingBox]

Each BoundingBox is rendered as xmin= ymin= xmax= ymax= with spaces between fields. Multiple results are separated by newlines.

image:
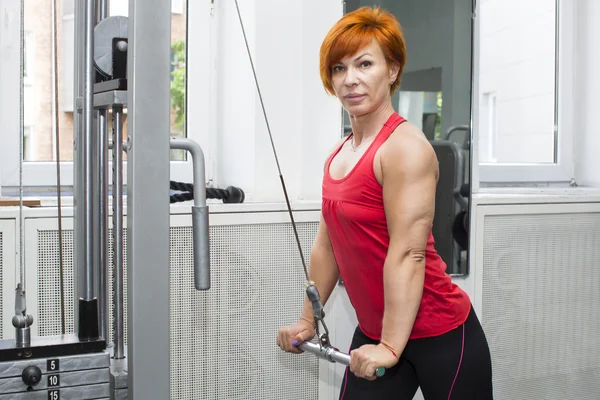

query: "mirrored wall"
xmin=344 ymin=0 xmax=473 ymax=275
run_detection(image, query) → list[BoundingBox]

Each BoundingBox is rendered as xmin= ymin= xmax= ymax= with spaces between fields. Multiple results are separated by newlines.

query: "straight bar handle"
xmin=297 ymin=341 xmax=385 ymax=377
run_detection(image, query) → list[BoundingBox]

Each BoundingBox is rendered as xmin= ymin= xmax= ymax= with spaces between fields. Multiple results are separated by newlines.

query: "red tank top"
xmin=322 ymin=112 xmax=471 ymax=340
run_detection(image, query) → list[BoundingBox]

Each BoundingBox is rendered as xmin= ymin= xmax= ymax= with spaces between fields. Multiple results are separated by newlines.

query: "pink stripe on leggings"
xmin=340 ymin=367 xmax=349 ymax=400
xmin=340 ymin=342 xmax=352 ymax=400
xmin=447 ymin=323 xmax=465 ymax=400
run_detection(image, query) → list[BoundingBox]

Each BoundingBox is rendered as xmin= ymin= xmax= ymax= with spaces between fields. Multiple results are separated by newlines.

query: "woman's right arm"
xmin=277 ymin=214 xmax=339 ymax=353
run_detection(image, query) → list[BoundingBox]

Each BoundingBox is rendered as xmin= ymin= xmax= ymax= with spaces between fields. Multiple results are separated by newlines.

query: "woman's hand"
xmin=277 ymin=317 xmax=316 ymax=354
xmin=350 ymin=344 xmax=400 ymax=380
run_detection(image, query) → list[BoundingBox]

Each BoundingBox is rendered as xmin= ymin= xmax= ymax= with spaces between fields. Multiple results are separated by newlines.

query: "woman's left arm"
xmin=347 ymin=130 xmax=439 ymax=380
xmin=378 ymin=132 xmax=438 ymax=356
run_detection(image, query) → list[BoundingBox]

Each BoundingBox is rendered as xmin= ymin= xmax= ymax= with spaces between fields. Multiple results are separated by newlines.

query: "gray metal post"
xmin=127 ymin=0 xmax=171 ymax=398
xmin=95 ymin=0 xmax=110 ymax=345
xmin=74 ymin=0 xmax=99 ymax=340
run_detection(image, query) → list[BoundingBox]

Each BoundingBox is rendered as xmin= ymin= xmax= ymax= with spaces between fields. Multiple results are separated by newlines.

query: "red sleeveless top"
xmin=322 ymin=113 xmax=471 ymax=340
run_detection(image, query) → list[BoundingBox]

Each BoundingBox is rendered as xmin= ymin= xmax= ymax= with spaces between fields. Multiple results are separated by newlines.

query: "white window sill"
xmin=473 ymin=185 xmax=600 ymax=204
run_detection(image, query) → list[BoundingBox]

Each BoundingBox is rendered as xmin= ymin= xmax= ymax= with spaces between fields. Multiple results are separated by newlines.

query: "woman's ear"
xmin=389 ymin=63 xmax=400 ymax=85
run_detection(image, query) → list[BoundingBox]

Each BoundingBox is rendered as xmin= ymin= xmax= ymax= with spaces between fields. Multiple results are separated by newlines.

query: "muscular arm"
xmin=379 ymin=133 xmax=438 ymax=354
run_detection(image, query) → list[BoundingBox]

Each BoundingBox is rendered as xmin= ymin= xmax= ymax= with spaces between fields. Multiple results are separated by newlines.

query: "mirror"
xmin=343 ymin=0 xmax=473 ymax=276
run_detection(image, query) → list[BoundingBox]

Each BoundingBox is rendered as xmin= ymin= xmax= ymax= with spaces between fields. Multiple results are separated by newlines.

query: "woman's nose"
xmin=344 ymin=67 xmax=359 ymax=86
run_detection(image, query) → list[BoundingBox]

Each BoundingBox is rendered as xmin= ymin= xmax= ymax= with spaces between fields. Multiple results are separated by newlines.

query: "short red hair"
xmin=319 ymin=6 xmax=407 ymax=95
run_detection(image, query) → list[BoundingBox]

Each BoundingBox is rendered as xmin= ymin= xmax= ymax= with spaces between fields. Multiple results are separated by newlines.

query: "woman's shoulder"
xmin=380 ymin=120 xmax=437 ymax=169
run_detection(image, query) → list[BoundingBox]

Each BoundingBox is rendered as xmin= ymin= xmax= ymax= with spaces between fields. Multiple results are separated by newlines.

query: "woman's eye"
xmin=332 ymin=65 xmax=344 ymax=73
xmin=361 ymin=61 xmax=372 ymax=68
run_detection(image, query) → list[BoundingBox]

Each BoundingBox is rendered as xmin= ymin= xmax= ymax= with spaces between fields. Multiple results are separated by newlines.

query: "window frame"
xmin=0 ymin=0 xmax=209 ymax=190
xmin=23 ymin=126 xmax=33 ymax=161
xmin=472 ymin=0 xmax=575 ymax=187
xmin=23 ymin=30 xmax=33 ymax=86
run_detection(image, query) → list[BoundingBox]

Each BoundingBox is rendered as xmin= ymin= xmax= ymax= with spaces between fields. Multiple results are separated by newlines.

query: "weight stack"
xmin=0 ymin=352 xmax=110 ymax=399
xmin=109 ymin=356 xmax=127 ymax=400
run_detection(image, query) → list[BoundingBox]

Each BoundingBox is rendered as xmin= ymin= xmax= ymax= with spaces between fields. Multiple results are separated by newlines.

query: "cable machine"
xmin=0 ymin=1 xmax=211 ymax=398
xmin=0 ymin=1 xmax=364 ymax=399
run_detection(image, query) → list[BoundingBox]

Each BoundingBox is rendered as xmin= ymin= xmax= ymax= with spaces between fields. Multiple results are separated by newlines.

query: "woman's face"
xmin=331 ymin=39 xmax=399 ymax=118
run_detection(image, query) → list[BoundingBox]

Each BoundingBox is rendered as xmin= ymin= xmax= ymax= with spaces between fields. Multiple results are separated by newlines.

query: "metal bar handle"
xmin=297 ymin=341 xmax=385 ymax=377
xmin=169 ymin=138 xmax=211 ymax=290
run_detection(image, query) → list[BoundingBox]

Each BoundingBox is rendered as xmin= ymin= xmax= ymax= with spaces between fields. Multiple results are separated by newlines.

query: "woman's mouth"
xmin=344 ymin=93 xmax=366 ymax=103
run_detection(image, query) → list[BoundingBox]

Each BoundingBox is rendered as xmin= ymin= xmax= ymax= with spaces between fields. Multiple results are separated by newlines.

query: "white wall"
xmin=188 ymin=0 xmax=343 ymax=203
xmin=573 ymin=0 xmax=600 ymax=187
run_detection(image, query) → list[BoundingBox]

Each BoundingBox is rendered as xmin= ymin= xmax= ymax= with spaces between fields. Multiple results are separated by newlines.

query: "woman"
xmin=277 ymin=6 xmax=493 ymax=400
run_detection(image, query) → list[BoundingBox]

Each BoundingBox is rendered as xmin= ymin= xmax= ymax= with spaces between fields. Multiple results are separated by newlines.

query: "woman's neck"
xmin=349 ymin=101 xmax=396 ymax=144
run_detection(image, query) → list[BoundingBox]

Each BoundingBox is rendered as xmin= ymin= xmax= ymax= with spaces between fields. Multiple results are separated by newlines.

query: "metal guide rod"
xmin=18 ymin=0 xmax=24 ymax=290
xmin=74 ymin=0 xmax=85 ymax=305
xmin=98 ymin=110 xmax=109 ymax=342
xmin=73 ymin=0 xmax=84 ymax=329
xmin=112 ymin=106 xmax=125 ymax=359
xmin=12 ymin=0 xmax=33 ymax=348
xmin=96 ymin=0 xmax=110 ymax=21
xmin=73 ymin=0 xmax=100 ymax=341
xmin=83 ymin=0 xmax=96 ymax=303
xmin=95 ymin=0 xmax=110 ymax=347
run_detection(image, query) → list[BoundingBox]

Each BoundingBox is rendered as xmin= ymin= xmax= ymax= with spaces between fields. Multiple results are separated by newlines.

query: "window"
xmin=0 ymin=0 xmax=195 ymax=189
xmin=475 ymin=0 xmax=574 ymax=183
xmin=172 ymin=0 xmax=185 ymax=15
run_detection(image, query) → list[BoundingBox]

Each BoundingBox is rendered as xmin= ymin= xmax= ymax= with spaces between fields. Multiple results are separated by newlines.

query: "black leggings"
xmin=339 ymin=306 xmax=493 ymax=400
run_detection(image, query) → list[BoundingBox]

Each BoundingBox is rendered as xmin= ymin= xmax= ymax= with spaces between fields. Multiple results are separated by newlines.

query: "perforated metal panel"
xmin=169 ymin=221 xmax=320 ymax=400
xmin=482 ymin=212 xmax=600 ymax=400
xmin=34 ymin=216 xmax=321 ymax=399
xmin=37 ymin=230 xmax=75 ymax=335
xmin=107 ymin=228 xmax=128 ymax=345
xmin=37 ymin=229 xmax=128 ymax=344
